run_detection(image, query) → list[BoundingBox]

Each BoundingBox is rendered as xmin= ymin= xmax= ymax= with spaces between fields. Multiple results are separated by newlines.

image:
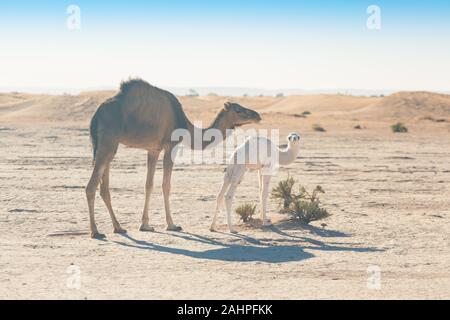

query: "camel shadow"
xmin=113 ymin=228 xmax=382 ymax=263
xmin=114 ymin=233 xmax=313 ymax=263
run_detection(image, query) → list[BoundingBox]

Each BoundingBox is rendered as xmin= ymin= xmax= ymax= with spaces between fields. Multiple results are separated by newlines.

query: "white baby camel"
xmin=210 ymin=132 xmax=301 ymax=233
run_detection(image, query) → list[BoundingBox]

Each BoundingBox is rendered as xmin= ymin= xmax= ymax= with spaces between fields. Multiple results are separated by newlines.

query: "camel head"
xmin=287 ymin=132 xmax=301 ymax=146
xmin=223 ymin=102 xmax=261 ymax=129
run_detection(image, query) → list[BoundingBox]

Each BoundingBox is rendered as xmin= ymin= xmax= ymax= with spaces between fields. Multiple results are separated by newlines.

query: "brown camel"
xmin=86 ymin=79 xmax=261 ymax=239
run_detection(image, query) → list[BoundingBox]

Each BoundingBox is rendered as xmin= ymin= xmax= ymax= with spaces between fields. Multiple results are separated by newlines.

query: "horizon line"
xmin=1 ymin=85 xmax=449 ymax=97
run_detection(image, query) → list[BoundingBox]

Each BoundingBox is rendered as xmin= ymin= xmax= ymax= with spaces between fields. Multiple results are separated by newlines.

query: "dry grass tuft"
xmin=235 ymin=203 xmax=257 ymax=223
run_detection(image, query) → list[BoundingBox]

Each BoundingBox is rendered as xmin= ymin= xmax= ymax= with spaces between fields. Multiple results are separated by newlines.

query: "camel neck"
xmin=278 ymin=144 xmax=300 ymax=165
xmin=184 ymin=110 xmax=232 ymax=150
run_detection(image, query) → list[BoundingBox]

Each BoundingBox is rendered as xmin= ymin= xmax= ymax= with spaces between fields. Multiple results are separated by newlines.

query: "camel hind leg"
xmin=162 ymin=148 xmax=182 ymax=231
xmin=100 ymin=164 xmax=126 ymax=234
xmin=139 ymin=152 xmax=158 ymax=232
xmin=258 ymin=169 xmax=263 ymax=215
xmin=85 ymin=135 xmax=118 ymax=239
xmin=224 ymin=165 xmax=246 ymax=234
xmin=210 ymin=168 xmax=232 ymax=232
xmin=260 ymin=174 xmax=272 ymax=226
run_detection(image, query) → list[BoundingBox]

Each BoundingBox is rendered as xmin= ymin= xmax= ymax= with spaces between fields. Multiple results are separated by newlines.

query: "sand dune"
xmin=1 ymin=90 xmax=449 ymax=124
xmin=0 ymin=91 xmax=114 ymax=122
xmin=353 ymin=92 xmax=450 ymax=120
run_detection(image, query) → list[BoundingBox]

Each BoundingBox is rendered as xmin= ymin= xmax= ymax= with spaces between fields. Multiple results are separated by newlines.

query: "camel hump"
xmin=119 ymin=78 xmax=152 ymax=94
xmin=116 ymin=78 xmax=188 ymax=130
xmin=118 ymin=78 xmax=172 ymax=102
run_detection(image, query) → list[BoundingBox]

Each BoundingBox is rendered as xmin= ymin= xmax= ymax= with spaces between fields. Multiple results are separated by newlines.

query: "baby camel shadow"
xmin=189 ymin=229 xmax=381 ymax=254
xmin=273 ymin=219 xmax=350 ymax=238
xmin=267 ymin=226 xmax=382 ymax=253
xmin=114 ymin=233 xmax=314 ymax=263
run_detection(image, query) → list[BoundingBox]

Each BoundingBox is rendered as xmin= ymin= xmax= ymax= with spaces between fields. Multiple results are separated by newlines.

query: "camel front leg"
xmin=260 ymin=174 xmax=272 ymax=226
xmin=224 ymin=181 xmax=239 ymax=234
xmin=224 ymin=165 xmax=246 ymax=234
xmin=163 ymin=149 xmax=182 ymax=231
xmin=139 ymin=152 xmax=158 ymax=232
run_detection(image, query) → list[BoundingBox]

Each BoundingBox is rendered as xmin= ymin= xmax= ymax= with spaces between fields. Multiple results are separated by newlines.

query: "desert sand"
xmin=0 ymin=90 xmax=449 ymax=299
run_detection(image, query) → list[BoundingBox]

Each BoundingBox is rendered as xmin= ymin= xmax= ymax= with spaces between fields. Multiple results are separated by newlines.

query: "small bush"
xmin=271 ymin=175 xmax=297 ymax=209
xmin=354 ymin=124 xmax=363 ymax=129
xmin=272 ymin=177 xmax=331 ymax=224
xmin=289 ymin=186 xmax=330 ymax=224
xmin=423 ymin=116 xmax=447 ymax=123
xmin=293 ymin=111 xmax=311 ymax=118
xmin=313 ymin=124 xmax=326 ymax=132
xmin=235 ymin=203 xmax=256 ymax=223
xmin=187 ymin=89 xmax=199 ymax=97
xmin=276 ymin=93 xmax=284 ymax=98
xmin=391 ymin=122 xmax=408 ymax=133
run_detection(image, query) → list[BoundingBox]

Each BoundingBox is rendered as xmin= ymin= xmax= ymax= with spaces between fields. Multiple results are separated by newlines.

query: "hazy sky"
xmin=1 ymin=0 xmax=449 ymax=91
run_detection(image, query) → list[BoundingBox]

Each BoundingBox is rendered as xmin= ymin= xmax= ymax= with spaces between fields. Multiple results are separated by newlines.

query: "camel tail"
xmin=89 ymin=110 xmax=100 ymax=165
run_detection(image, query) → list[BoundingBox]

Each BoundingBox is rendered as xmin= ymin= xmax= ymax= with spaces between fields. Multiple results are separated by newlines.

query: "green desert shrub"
xmin=313 ymin=124 xmax=326 ymax=132
xmin=289 ymin=185 xmax=330 ymax=224
xmin=235 ymin=203 xmax=256 ymax=223
xmin=391 ymin=122 xmax=408 ymax=133
xmin=272 ymin=177 xmax=331 ymax=224
xmin=293 ymin=111 xmax=311 ymax=118
xmin=187 ymin=89 xmax=199 ymax=97
xmin=271 ymin=175 xmax=297 ymax=209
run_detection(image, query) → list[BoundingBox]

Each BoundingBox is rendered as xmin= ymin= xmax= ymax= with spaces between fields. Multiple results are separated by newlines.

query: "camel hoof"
xmin=230 ymin=229 xmax=238 ymax=234
xmin=91 ymin=232 xmax=106 ymax=239
xmin=209 ymin=227 xmax=217 ymax=232
xmin=139 ymin=224 xmax=155 ymax=232
xmin=167 ymin=225 xmax=182 ymax=231
xmin=114 ymin=227 xmax=127 ymax=234
xmin=262 ymin=220 xmax=272 ymax=227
